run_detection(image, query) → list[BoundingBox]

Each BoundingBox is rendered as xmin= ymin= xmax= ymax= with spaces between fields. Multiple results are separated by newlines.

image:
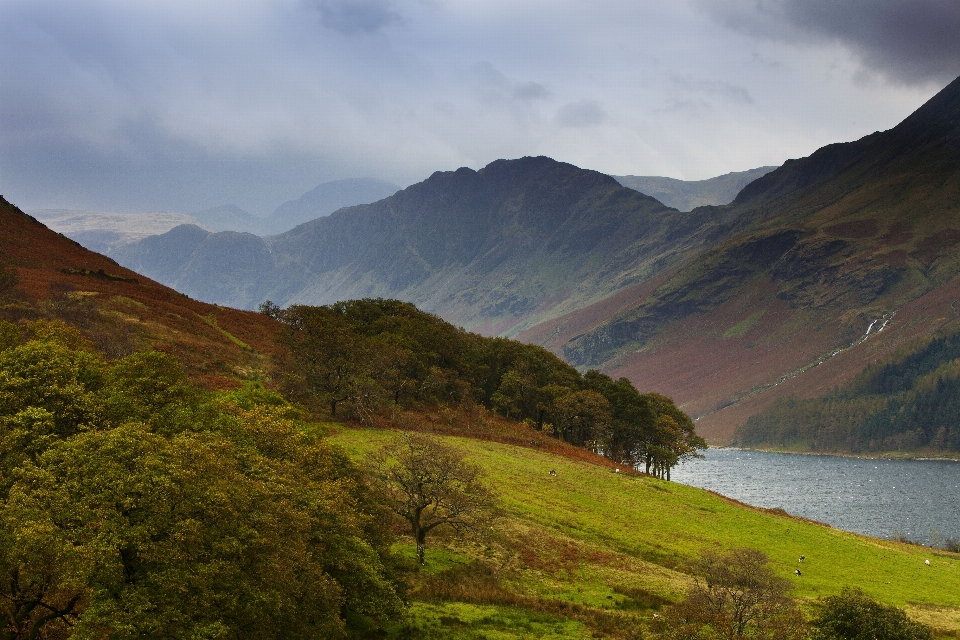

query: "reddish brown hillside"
xmin=0 ymin=196 xmax=282 ymax=388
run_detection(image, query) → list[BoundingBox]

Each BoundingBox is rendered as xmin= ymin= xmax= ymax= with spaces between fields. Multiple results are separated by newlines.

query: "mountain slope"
xmin=613 ymin=166 xmax=777 ymax=211
xmin=0 ymin=197 xmax=282 ymax=387
xmin=522 ymin=74 xmax=960 ymax=444
xmin=112 ymin=157 xmax=742 ymax=335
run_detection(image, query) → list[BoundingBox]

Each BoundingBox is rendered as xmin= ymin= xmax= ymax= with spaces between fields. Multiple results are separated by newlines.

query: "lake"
xmin=670 ymin=448 xmax=960 ymax=546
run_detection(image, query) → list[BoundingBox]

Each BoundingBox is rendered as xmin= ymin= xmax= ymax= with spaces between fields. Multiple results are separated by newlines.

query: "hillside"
xmin=613 ymin=166 xmax=777 ymax=211
xmin=520 ymin=74 xmax=960 ymax=446
xmin=110 ymin=157 xmax=737 ymax=335
xmin=0 ymin=196 xmax=281 ymax=388
xmin=330 ymin=427 xmax=960 ymax=637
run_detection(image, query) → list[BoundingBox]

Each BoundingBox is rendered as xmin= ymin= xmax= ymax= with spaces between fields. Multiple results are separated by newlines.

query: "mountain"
xmin=613 ymin=166 xmax=777 ymax=211
xmin=264 ymin=177 xmax=401 ymax=234
xmin=189 ymin=203 xmax=264 ymax=234
xmin=520 ymin=74 xmax=960 ymax=444
xmin=107 ymin=75 xmax=960 ymax=451
xmin=110 ymin=157 xmax=749 ymax=335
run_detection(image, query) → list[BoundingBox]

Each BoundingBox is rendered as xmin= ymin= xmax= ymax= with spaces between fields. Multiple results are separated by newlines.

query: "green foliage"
xmin=274 ymin=299 xmax=705 ymax=477
xmin=653 ymin=548 xmax=805 ymax=640
xmin=0 ymin=326 xmax=404 ymax=637
xmin=810 ymin=587 xmax=933 ymax=640
xmin=370 ymin=432 xmax=497 ymax=565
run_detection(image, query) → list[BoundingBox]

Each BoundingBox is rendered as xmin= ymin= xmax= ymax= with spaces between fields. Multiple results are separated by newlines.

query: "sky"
xmin=2 ymin=0 xmax=958 ymax=216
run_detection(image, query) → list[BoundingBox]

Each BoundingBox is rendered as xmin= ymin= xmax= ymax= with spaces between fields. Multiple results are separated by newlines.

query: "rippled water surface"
xmin=670 ymin=448 xmax=960 ymax=545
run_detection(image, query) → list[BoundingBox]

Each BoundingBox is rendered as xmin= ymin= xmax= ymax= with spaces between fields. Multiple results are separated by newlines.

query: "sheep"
xmin=925 ymin=559 xmax=931 ymax=567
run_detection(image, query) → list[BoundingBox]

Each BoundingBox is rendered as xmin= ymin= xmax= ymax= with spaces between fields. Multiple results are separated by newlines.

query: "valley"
xmin=86 ymin=74 xmax=960 ymax=457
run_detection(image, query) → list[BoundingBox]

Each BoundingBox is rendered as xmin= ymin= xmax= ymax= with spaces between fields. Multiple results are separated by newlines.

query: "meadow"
xmin=331 ymin=427 xmax=960 ymax=638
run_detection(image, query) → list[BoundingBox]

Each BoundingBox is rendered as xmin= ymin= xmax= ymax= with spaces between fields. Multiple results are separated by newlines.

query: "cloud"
xmin=312 ymin=0 xmax=401 ymax=34
xmin=556 ymin=100 xmax=607 ymax=128
xmin=672 ymin=77 xmax=754 ymax=104
xmin=695 ymin=0 xmax=960 ymax=85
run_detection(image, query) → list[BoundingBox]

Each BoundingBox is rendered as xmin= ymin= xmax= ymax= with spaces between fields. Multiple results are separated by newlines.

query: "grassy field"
xmin=330 ymin=426 xmax=960 ymax=638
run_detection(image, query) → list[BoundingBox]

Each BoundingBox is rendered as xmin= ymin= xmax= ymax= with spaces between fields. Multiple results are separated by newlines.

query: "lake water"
xmin=670 ymin=448 xmax=960 ymax=546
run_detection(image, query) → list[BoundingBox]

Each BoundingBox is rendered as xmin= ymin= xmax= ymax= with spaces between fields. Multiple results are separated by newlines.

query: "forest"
xmin=261 ymin=298 xmax=705 ymax=479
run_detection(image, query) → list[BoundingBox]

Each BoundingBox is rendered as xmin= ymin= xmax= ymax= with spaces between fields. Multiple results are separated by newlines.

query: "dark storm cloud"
xmin=313 ymin=0 xmax=402 ymax=34
xmin=697 ymin=0 xmax=960 ymax=85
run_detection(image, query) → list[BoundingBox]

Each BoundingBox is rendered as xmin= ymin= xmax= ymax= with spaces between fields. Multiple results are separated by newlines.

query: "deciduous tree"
xmin=654 ymin=547 xmax=805 ymax=640
xmin=370 ymin=432 xmax=497 ymax=565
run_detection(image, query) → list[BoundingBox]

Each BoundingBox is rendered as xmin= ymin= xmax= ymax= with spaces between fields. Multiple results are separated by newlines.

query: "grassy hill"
xmin=330 ymin=426 xmax=960 ymax=638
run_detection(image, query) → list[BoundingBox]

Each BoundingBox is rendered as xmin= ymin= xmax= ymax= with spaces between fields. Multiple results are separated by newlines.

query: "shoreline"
xmin=710 ymin=445 xmax=960 ymax=462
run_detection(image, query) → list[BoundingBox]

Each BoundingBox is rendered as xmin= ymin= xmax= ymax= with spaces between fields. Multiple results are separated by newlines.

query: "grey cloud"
xmin=313 ymin=0 xmax=401 ymax=34
xmin=473 ymin=62 xmax=549 ymax=104
xmin=696 ymin=0 xmax=960 ymax=85
xmin=556 ymin=100 xmax=607 ymax=128
xmin=513 ymin=82 xmax=549 ymax=101
xmin=672 ymin=77 xmax=754 ymax=104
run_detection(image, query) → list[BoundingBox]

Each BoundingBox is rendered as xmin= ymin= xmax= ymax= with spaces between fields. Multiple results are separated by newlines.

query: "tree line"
xmin=261 ymin=298 xmax=705 ymax=479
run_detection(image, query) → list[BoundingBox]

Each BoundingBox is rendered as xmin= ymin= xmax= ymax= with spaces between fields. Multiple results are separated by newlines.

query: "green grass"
xmin=197 ymin=312 xmax=251 ymax=350
xmin=332 ymin=427 xmax=960 ymax=637
xmin=723 ymin=310 xmax=766 ymax=338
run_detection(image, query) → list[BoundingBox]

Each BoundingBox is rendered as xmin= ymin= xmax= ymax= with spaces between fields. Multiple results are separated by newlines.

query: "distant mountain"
xmin=612 ymin=167 xmax=777 ymax=211
xmin=264 ymin=177 xmax=401 ymax=234
xmin=109 ymin=74 xmax=960 ymax=452
xmin=189 ymin=204 xmax=264 ymax=234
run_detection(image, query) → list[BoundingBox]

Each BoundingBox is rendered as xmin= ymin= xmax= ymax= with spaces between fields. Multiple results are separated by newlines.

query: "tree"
xmin=810 ymin=587 xmax=933 ymax=640
xmin=370 ymin=432 xmax=497 ymax=565
xmin=551 ymin=389 xmax=611 ymax=450
xmin=0 ymin=328 xmax=405 ymax=638
xmin=642 ymin=393 xmax=707 ymax=480
xmin=654 ymin=548 xmax=805 ymax=640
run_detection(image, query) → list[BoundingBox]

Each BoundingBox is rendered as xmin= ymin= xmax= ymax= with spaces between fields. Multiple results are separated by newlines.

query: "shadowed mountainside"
xmin=111 ymin=157 xmax=750 ymax=335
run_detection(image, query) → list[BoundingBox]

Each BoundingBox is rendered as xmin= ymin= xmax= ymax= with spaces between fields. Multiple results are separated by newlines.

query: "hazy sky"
xmin=2 ymin=0 xmax=958 ymax=215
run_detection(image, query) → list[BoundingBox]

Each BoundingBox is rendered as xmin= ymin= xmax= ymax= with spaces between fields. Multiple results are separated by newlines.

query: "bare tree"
xmin=654 ymin=547 xmax=805 ymax=640
xmin=370 ymin=432 xmax=497 ymax=565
